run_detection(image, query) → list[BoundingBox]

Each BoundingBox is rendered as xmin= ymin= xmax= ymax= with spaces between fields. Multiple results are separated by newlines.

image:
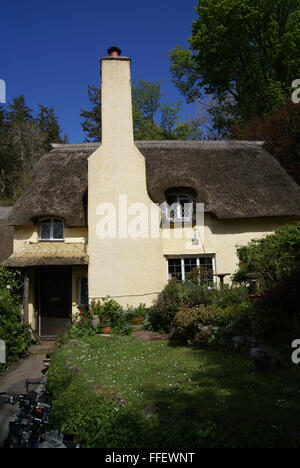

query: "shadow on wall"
xmin=208 ymin=215 xmax=296 ymax=236
xmin=0 ymin=216 xmax=13 ymax=263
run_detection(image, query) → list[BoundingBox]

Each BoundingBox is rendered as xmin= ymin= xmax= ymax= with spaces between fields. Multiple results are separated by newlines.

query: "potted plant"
xmin=90 ymin=297 xmax=123 ymax=334
xmin=126 ymin=303 xmax=147 ymax=325
xmin=99 ymin=315 xmax=112 ymax=334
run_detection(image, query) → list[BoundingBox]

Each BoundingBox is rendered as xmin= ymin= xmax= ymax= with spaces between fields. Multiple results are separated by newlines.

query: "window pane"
xmin=40 ymin=222 xmax=51 ymax=240
xmin=184 ymin=257 xmax=197 ymax=275
xmin=80 ymin=277 xmax=89 ymax=306
xmin=179 ymin=197 xmax=192 ymax=219
xmin=168 ymin=259 xmax=182 ymax=281
xmin=53 ymin=220 xmax=64 ymax=240
xmin=199 ymin=257 xmax=213 ymax=284
xmin=166 ymin=196 xmax=178 ymax=219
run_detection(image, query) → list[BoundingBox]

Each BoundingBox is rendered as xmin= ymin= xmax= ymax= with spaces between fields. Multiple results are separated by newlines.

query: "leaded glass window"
xmin=40 ymin=218 xmax=64 ymax=241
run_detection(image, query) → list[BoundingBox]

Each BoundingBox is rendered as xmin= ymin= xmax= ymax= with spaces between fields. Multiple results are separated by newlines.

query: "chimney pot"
xmin=107 ymin=46 xmax=122 ymax=57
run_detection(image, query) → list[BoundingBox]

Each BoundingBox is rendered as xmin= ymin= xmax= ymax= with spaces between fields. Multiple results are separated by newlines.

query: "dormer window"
xmin=165 ymin=190 xmax=194 ymax=223
xmin=39 ymin=218 xmax=64 ymax=241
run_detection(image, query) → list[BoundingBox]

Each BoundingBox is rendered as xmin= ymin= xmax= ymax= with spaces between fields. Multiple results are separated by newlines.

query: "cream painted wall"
xmin=88 ymin=57 xmax=166 ymax=308
xmin=162 ymin=214 xmax=297 ymax=285
xmin=12 ymin=226 xmax=87 ymax=252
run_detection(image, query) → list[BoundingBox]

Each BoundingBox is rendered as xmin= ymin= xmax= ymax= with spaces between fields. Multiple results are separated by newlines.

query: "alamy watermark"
xmin=292 ymin=79 xmax=300 ymax=104
xmin=291 ymin=339 xmax=300 ymax=364
xmin=95 ymin=195 xmax=204 ymax=249
xmin=0 ymin=79 xmax=6 ymax=103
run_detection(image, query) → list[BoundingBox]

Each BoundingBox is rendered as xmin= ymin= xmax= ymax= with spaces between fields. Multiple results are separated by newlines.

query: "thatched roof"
xmin=0 ymin=208 xmax=13 ymax=263
xmin=8 ymin=141 xmax=300 ymax=226
xmin=2 ymin=242 xmax=88 ymax=267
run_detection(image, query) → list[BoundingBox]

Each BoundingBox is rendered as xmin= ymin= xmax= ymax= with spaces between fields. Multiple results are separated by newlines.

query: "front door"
xmin=39 ymin=269 xmax=72 ymax=337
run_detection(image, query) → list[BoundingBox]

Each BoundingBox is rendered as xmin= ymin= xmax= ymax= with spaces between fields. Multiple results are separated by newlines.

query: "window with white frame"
xmin=80 ymin=277 xmax=88 ymax=306
xmin=39 ymin=218 xmax=64 ymax=241
xmin=165 ymin=191 xmax=193 ymax=222
xmin=167 ymin=256 xmax=215 ymax=285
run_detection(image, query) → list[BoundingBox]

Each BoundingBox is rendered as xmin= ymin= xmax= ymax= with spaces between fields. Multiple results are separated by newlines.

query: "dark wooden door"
xmin=39 ymin=270 xmax=72 ymax=336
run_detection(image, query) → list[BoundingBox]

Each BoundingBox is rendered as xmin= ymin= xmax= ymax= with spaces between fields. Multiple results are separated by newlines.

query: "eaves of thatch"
xmin=2 ymin=241 xmax=88 ymax=267
xmin=8 ymin=140 xmax=300 ymax=227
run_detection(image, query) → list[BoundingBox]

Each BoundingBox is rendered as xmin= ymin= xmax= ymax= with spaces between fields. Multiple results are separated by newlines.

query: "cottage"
xmin=3 ymin=49 xmax=300 ymax=338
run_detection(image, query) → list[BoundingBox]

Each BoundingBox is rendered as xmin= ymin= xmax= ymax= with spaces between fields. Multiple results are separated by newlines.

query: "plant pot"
xmin=100 ymin=325 xmax=111 ymax=334
xmin=248 ymin=294 xmax=263 ymax=305
xmin=128 ymin=317 xmax=145 ymax=325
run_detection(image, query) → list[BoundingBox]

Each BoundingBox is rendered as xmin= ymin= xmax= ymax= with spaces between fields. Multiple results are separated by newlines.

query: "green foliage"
xmin=0 ymin=96 xmax=66 ymax=205
xmin=124 ymin=303 xmax=147 ymax=319
xmin=0 ymin=267 xmax=23 ymax=299
xmin=80 ymin=85 xmax=102 ymax=142
xmin=80 ymin=80 xmax=203 ymax=142
xmin=0 ymin=289 xmax=30 ymax=365
xmin=90 ymin=297 xmax=123 ymax=327
xmin=169 ymin=0 xmax=300 ymax=133
xmin=234 ymin=222 xmax=300 ymax=292
xmin=150 ymin=279 xmax=250 ymax=333
xmin=172 ymin=303 xmax=246 ymax=343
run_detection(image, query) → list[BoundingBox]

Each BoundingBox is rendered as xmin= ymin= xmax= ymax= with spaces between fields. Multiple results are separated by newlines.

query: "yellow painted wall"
xmin=162 ymin=214 xmax=296 ymax=285
xmin=12 ymin=226 xmax=87 ymax=252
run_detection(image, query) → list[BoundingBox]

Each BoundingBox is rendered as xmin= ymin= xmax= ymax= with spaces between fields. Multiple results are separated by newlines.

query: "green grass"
xmin=48 ymin=335 xmax=300 ymax=448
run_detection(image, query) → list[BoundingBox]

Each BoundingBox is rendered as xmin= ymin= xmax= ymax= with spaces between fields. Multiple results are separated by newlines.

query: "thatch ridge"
xmin=8 ymin=141 xmax=300 ymax=226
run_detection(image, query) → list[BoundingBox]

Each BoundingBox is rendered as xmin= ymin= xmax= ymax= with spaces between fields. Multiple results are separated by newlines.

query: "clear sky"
xmin=0 ymin=0 xmax=198 ymax=142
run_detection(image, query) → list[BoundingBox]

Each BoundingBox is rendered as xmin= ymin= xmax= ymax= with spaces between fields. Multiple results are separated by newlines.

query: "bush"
xmin=0 ymin=289 xmax=31 ymax=366
xmin=149 ymin=279 xmax=250 ymax=333
xmin=234 ymin=222 xmax=300 ymax=292
xmin=90 ymin=297 xmax=123 ymax=327
xmin=172 ymin=302 xmax=247 ymax=344
xmin=124 ymin=303 xmax=147 ymax=319
xmin=60 ymin=297 xmax=131 ymax=342
xmin=0 ymin=267 xmax=23 ymax=299
xmin=245 ymin=268 xmax=300 ymax=339
xmin=172 ymin=304 xmax=203 ymax=341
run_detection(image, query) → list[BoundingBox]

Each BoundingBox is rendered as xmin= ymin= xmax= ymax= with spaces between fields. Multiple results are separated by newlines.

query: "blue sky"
xmin=0 ymin=0 xmax=198 ymax=142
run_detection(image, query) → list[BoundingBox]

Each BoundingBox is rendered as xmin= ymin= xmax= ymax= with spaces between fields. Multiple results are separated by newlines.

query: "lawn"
xmin=48 ymin=335 xmax=300 ymax=448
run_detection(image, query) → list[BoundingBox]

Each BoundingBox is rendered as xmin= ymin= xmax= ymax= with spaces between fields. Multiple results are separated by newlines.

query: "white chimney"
xmin=101 ymin=50 xmax=134 ymax=145
xmin=88 ymin=48 xmax=165 ymax=308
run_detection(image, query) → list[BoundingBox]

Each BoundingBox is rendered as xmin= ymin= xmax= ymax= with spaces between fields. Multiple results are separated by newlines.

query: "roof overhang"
xmin=2 ymin=242 xmax=88 ymax=267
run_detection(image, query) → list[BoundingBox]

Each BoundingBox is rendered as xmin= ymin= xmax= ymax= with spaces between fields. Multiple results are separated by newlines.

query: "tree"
xmin=37 ymin=105 xmax=66 ymax=150
xmin=233 ymin=99 xmax=300 ymax=184
xmin=169 ymin=0 xmax=300 ymax=133
xmin=7 ymin=95 xmax=33 ymax=122
xmin=80 ymin=85 xmax=102 ymax=142
xmin=0 ymin=96 xmax=67 ymax=205
xmin=80 ymin=80 xmax=203 ymax=141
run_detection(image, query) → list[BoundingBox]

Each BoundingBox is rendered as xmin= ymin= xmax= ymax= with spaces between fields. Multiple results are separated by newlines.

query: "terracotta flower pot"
xmin=100 ymin=325 xmax=111 ymax=334
xmin=129 ymin=317 xmax=145 ymax=325
xmin=248 ymin=294 xmax=263 ymax=305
